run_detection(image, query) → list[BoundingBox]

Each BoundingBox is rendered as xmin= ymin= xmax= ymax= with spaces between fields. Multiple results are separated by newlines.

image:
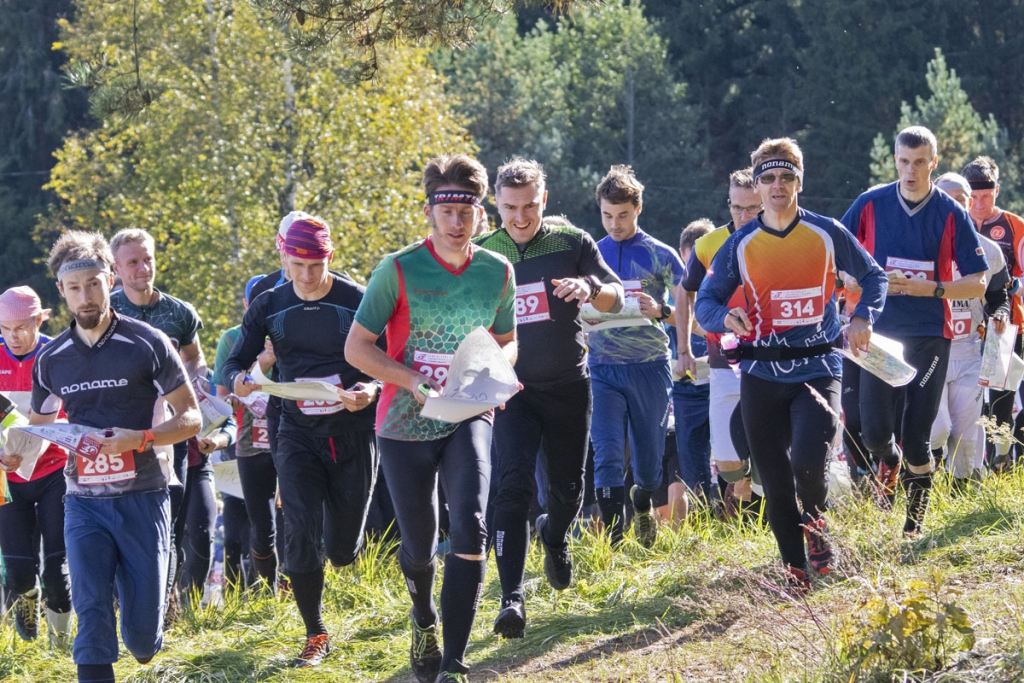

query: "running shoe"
xmin=292 ymin=633 xmax=332 ymax=667
xmin=410 ymin=613 xmax=442 ymax=683
xmin=630 ymin=486 xmax=657 ymax=548
xmin=14 ymin=590 xmax=39 ymax=641
xmin=434 ymin=672 xmax=469 ymax=683
xmin=535 ymin=514 xmax=573 ymax=589
xmin=492 ymin=597 xmax=526 ymax=639
xmin=784 ymin=565 xmax=811 ymax=595
xmin=873 ymin=459 xmax=901 ymax=510
xmin=801 ymin=513 xmax=835 ymax=576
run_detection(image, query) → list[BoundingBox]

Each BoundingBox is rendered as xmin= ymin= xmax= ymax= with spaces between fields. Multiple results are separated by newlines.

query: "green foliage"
xmin=837 ymin=571 xmax=975 ymax=679
xmin=41 ymin=0 xmax=473 ymax=350
xmin=868 ymin=49 xmax=1023 ymax=212
xmin=436 ymin=1 xmax=710 ymax=243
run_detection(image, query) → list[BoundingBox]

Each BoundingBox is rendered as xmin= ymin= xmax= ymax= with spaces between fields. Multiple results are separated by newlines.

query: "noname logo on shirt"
xmin=413 ymin=288 xmax=448 ymax=296
xmin=61 ymin=378 xmax=129 ymax=395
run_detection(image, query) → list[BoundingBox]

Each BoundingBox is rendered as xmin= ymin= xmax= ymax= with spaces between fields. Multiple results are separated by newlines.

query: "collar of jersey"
xmin=755 ymin=210 xmax=802 ymax=238
xmin=425 ymin=235 xmax=474 ymax=276
xmin=1 ymin=338 xmax=43 ymax=363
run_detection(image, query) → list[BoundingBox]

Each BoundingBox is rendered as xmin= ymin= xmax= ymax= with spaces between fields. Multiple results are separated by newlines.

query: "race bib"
xmin=296 ymin=374 xmax=345 ymax=416
xmin=76 ymin=450 xmax=137 ymax=485
xmin=770 ymin=287 xmax=824 ymax=327
xmin=251 ymin=418 xmax=270 ymax=450
xmin=622 ymin=279 xmax=643 ymax=295
xmin=515 ymin=281 xmax=551 ymax=325
xmin=886 ymin=257 xmax=935 ymax=296
xmin=413 ymin=350 xmax=453 ymax=388
xmin=950 ymin=305 xmax=972 ymax=341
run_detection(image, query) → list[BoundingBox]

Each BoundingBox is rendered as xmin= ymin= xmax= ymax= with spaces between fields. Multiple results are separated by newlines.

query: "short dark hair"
xmin=596 ymin=165 xmax=644 ymax=207
xmin=48 ymin=230 xmax=115 ymax=278
xmin=961 ymin=156 xmax=999 ymax=186
xmin=495 ymin=157 xmax=546 ymax=194
xmin=895 ymin=126 xmax=938 ymax=158
xmin=728 ymin=168 xmax=754 ymax=190
xmin=679 ymin=218 xmax=715 ymax=252
xmin=422 ymin=154 xmax=489 ymax=199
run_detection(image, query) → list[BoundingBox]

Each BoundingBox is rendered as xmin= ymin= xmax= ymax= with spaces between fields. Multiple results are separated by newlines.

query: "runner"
xmin=696 ymin=137 xmax=886 ymax=588
xmin=109 ymin=228 xmax=206 ymax=613
xmin=346 ymin=153 xmax=517 ymax=683
xmin=222 ymin=217 xmax=381 ymax=667
xmin=960 ymin=157 xmax=1024 ymax=471
xmin=677 ymin=169 xmax=762 ymax=513
xmin=475 ymin=157 xmax=623 ymax=638
xmin=842 ymin=126 xmax=988 ymax=537
xmin=927 ymin=172 xmax=1009 ymax=484
xmin=589 ymin=165 xmax=686 ymax=547
xmin=0 ymin=287 xmax=71 ymax=647
xmin=212 ymin=275 xmax=280 ymax=591
xmin=23 ymin=230 xmax=201 ymax=683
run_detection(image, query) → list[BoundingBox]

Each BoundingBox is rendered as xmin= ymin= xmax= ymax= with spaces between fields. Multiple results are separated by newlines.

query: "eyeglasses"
xmin=727 ymin=202 xmax=762 ymax=213
xmin=757 ymin=172 xmax=798 ymax=186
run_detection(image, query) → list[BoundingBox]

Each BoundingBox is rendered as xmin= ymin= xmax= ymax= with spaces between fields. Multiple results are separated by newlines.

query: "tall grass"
xmin=5 ymin=467 xmax=1024 ymax=682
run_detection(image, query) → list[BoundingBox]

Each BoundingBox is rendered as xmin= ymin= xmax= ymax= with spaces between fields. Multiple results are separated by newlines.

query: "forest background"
xmin=2 ymin=0 xmax=1024 ymax=349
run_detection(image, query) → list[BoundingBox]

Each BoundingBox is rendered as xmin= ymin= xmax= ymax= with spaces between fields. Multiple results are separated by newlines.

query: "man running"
xmin=927 ymin=172 xmax=1009 ymax=484
xmin=222 ymin=217 xmax=381 ymax=667
xmin=109 ymin=228 xmax=206 ymax=613
xmin=589 ymin=165 xmax=685 ymax=547
xmin=677 ymin=169 xmax=763 ymax=511
xmin=696 ymin=137 xmax=886 ymax=588
xmin=25 ymin=230 xmax=201 ymax=683
xmin=960 ymin=156 xmax=1024 ymax=470
xmin=0 ymin=287 xmax=72 ymax=647
xmin=475 ymin=157 xmax=623 ymax=638
xmin=346 ymin=153 xmax=517 ymax=683
xmin=842 ymin=126 xmax=987 ymax=537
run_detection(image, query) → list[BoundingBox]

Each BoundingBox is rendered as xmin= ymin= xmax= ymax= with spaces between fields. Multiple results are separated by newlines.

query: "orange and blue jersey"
xmin=841 ymin=182 xmax=988 ymax=338
xmin=0 ymin=335 xmax=68 ymax=483
xmin=977 ymin=209 xmax=1024 ymax=325
xmin=695 ymin=208 xmax=886 ymax=383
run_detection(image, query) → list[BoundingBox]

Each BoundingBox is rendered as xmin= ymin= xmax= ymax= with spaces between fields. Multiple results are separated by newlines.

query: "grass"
xmin=5 ymin=467 xmax=1024 ymax=682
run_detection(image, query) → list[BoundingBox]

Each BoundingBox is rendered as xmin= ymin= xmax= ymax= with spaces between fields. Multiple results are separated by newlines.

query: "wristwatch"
xmin=933 ymin=284 xmax=945 ymax=298
xmin=138 ymin=429 xmax=156 ymax=452
xmin=656 ymin=304 xmax=672 ymax=321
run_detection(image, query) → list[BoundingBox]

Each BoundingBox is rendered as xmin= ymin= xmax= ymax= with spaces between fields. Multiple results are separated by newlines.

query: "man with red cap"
xmin=221 ymin=216 xmax=382 ymax=667
xmin=0 ymin=286 xmax=72 ymax=647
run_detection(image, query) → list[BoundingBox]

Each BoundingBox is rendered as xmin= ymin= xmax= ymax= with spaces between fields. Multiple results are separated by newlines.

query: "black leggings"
xmin=860 ymin=335 xmax=950 ymax=469
xmin=179 ymin=459 xmax=217 ymax=598
xmin=0 ymin=469 xmax=71 ymax=612
xmin=491 ymin=378 xmax=591 ymax=540
xmin=221 ymin=494 xmax=250 ymax=589
xmin=740 ymin=373 xmax=840 ymax=571
xmin=236 ymin=451 xmax=278 ymax=577
xmin=379 ymin=417 xmax=491 ymax=566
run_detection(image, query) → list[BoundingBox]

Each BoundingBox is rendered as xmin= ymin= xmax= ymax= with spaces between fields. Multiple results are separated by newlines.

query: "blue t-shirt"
xmin=588 ymin=229 xmax=685 ymax=365
xmin=841 ymin=182 xmax=988 ymax=338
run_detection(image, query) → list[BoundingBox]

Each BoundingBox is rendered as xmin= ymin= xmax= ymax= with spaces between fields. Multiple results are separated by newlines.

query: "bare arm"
xmin=180 ymin=340 xmax=207 ymax=381
xmin=888 ymin=272 xmax=986 ymax=300
xmin=674 ymin=286 xmax=697 ymax=377
xmin=92 ymin=381 xmax=203 ymax=455
xmin=492 ymin=329 xmax=517 ymax=367
xmin=346 ymin=321 xmax=437 ymax=403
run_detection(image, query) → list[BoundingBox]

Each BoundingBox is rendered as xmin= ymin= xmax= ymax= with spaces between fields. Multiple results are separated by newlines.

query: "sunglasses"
xmin=757 ymin=172 xmax=798 ymax=186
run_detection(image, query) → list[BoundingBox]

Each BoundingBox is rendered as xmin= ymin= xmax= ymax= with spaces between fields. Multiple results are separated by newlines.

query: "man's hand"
xmin=233 ymin=371 xmax=262 ymax=398
xmin=0 ymin=452 xmax=23 ymax=472
xmin=993 ymin=310 xmax=1009 ymax=336
xmin=847 ymin=315 xmax=872 ymax=357
xmin=723 ymin=307 xmax=753 ymax=335
xmin=257 ymin=340 xmax=276 ymax=374
xmin=551 ymin=278 xmax=592 ymax=307
xmin=406 ymin=374 xmax=441 ymax=406
xmin=674 ymin=351 xmax=697 ymax=379
xmin=92 ymin=428 xmax=144 ymax=456
xmin=197 ymin=436 xmax=222 ymax=455
xmin=887 ymin=277 xmax=936 ymax=297
xmin=633 ymin=292 xmax=661 ymax=319
xmin=340 ymin=382 xmax=379 ymax=412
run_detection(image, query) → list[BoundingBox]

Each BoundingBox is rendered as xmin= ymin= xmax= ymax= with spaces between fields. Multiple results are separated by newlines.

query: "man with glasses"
xmin=960 ymin=157 xmax=1024 ymax=471
xmin=677 ymin=168 xmax=762 ymax=511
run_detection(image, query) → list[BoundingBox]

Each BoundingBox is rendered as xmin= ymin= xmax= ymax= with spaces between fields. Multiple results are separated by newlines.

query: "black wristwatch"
xmin=656 ymin=303 xmax=672 ymax=321
xmin=933 ymin=284 xmax=945 ymax=298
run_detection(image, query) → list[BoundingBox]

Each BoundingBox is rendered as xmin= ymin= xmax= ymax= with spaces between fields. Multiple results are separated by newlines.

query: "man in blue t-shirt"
xmin=589 ymin=165 xmax=686 ymax=547
xmin=24 ymin=230 xmax=201 ymax=683
xmin=842 ymin=126 xmax=988 ymax=537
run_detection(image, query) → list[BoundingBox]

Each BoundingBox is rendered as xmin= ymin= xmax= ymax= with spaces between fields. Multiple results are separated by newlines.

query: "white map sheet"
xmin=580 ymin=298 xmax=653 ymax=331
xmin=840 ymin=327 xmax=917 ymax=387
xmin=250 ymin=363 xmax=355 ymax=403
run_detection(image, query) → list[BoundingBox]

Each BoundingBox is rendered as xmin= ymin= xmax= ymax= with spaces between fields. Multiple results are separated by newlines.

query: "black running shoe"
xmin=410 ymin=613 xmax=442 ymax=683
xmin=493 ymin=597 xmax=526 ymax=639
xmin=536 ymin=514 xmax=573 ymax=590
xmin=15 ymin=590 xmax=39 ymax=641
